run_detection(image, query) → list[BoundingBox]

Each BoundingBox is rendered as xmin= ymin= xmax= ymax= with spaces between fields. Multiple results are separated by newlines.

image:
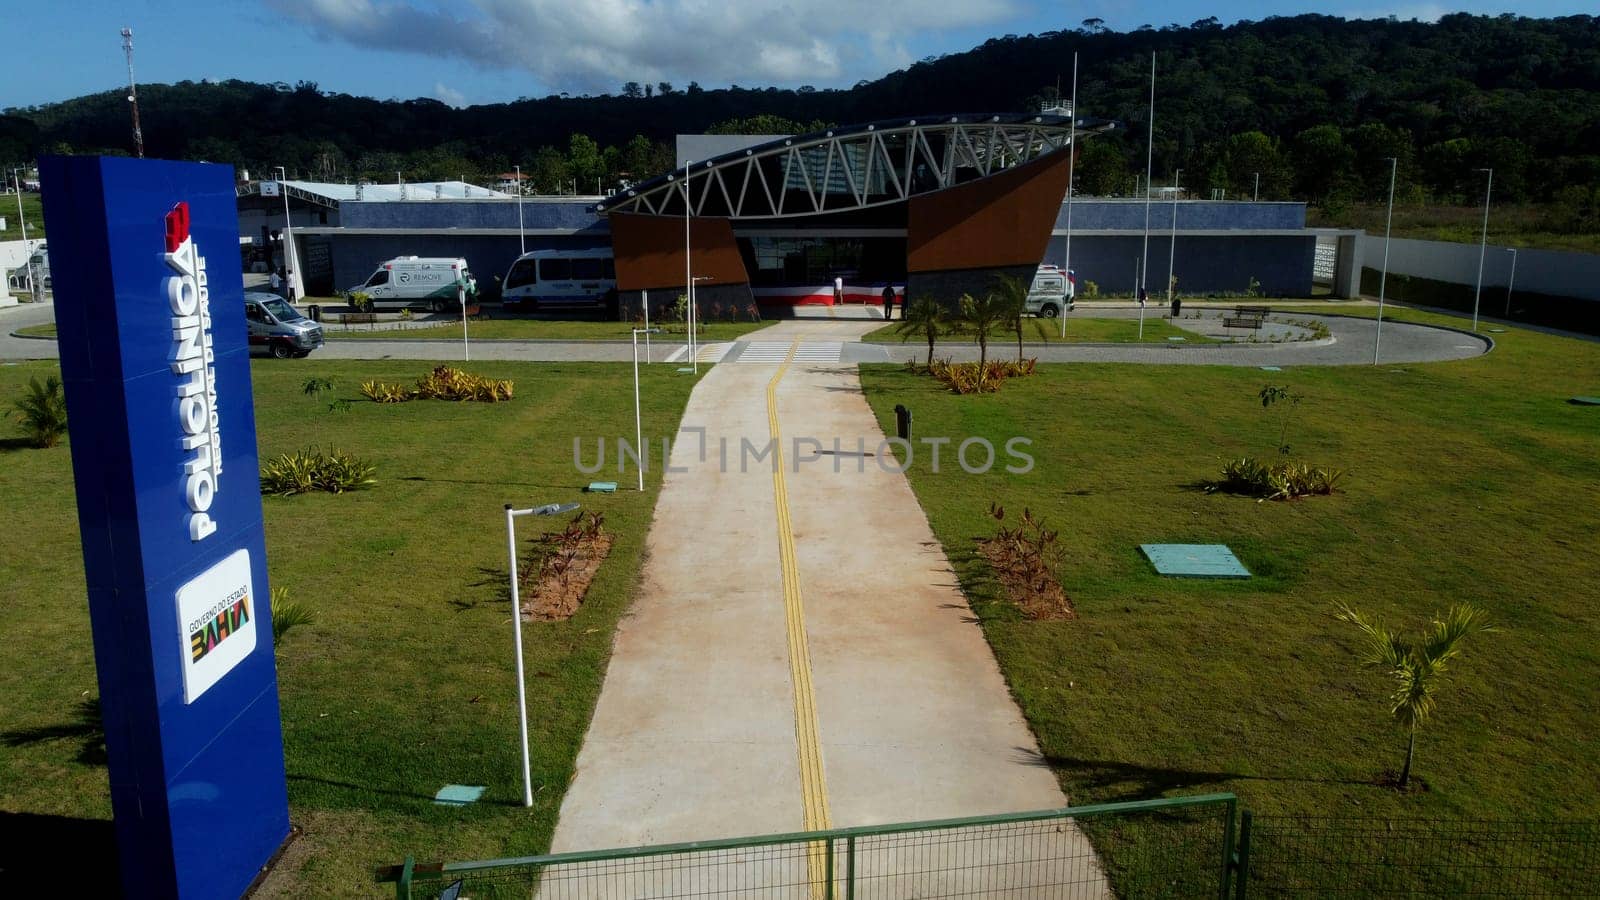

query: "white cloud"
xmin=434 ymin=81 xmax=467 ymax=106
xmin=266 ymin=0 xmax=1018 ymax=94
xmin=1337 ymin=3 xmax=1449 ymax=23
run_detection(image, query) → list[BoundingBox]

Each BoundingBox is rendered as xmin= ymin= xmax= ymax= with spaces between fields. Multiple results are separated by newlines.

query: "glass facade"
xmin=738 ymin=236 xmax=907 ymax=287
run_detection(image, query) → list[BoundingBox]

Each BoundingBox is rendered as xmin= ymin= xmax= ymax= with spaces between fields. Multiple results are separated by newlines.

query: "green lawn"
xmin=12 ymin=323 xmax=54 ymax=338
xmin=324 ymin=318 xmax=774 ymax=342
xmin=863 ymin=316 xmax=1216 ymax=346
xmin=860 ymin=317 xmax=1600 ymax=877
xmin=0 ymin=360 xmax=697 ymax=896
xmin=1 ymin=191 xmax=44 ymax=242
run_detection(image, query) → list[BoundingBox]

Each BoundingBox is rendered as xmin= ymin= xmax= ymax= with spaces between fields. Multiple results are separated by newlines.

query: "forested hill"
xmin=3 ymin=13 xmax=1598 ymax=210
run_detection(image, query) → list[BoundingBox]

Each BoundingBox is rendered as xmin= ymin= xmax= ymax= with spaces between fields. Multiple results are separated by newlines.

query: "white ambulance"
xmin=345 ymin=257 xmax=475 ymax=312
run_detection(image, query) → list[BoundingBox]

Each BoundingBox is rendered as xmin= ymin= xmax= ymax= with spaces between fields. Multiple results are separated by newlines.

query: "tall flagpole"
xmin=1062 ymin=52 xmax=1078 ymax=339
xmin=1139 ymin=51 xmax=1155 ymax=339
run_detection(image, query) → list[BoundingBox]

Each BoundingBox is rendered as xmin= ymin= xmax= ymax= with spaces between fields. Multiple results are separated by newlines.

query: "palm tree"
xmin=12 ymin=374 xmax=68 ymax=448
xmin=1334 ymin=602 xmax=1495 ymax=789
xmin=959 ymin=291 xmax=1011 ymax=370
xmin=895 ymin=296 xmax=947 ymax=369
xmin=990 ymin=273 xmax=1031 ymax=362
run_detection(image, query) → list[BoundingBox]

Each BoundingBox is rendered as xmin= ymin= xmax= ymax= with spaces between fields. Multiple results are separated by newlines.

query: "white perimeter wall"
xmin=1359 ymin=234 xmax=1600 ymax=302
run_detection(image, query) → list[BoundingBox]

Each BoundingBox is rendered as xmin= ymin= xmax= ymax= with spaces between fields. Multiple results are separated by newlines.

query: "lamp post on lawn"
xmin=691 ymin=276 xmax=712 ymax=374
xmin=13 ymin=169 xmax=32 ymax=298
xmin=502 ymin=505 xmax=536 ymax=808
xmin=1166 ymin=168 xmax=1181 ymax=304
xmin=633 ymin=328 xmax=662 ymax=491
xmin=1061 ymin=50 xmax=1078 ymax=340
xmin=1253 ymin=172 xmax=1260 ymax=202
xmin=1374 ymin=157 xmax=1397 ymax=366
xmin=514 ymin=164 xmax=525 ymax=254
xmin=681 ymin=167 xmax=692 ymax=365
xmin=1504 ymin=248 xmax=1518 ymax=318
xmin=1472 ymin=167 xmax=1493 ymax=332
xmin=274 ymin=166 xmax=295 ymax=301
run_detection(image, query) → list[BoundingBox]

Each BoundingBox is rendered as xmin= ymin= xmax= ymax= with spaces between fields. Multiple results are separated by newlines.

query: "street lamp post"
xmin=1140 ymin=51 xmax=1155 ymax=304
xmin=632 ymin=328 xmax=661 ymax=491
xmin=1253 ymin=172 xmax=1260 ymax=202
xmin=13 ymin=169 xmax=32 ymax=298
xmin=514 ymin=164 xmax=525 ymax=254
xmin=1504 ymin=248 xmax=1518 ymax=318
xmin=1374 ymin=157 xmax=1397 ymax=365
xmin=1061 ymin=51 xmax=1078 ymax=339
xmin=691 ymin=276 xmax=712 ymax=374
xmin=1166 ymin=168 xmax=1181 ymax=304
xmin=274 ymin=166 xmax=294 ymax=301
xmin=502 ymin=506 xmax=535 ymax=808
xmin=681 ymin=166 xmax=692 ymax=367
xmin=1472 ymin=167 xmax=1493 ymax=332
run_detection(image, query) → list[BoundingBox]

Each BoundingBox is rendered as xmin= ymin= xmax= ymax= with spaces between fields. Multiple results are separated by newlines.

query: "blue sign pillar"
xmin=40 ymin=156 xmax=290 ymax=898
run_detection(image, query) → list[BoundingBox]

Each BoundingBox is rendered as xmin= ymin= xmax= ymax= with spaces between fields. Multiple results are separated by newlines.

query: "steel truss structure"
xmin=596 ymin=113 xmax=1111 ymax=221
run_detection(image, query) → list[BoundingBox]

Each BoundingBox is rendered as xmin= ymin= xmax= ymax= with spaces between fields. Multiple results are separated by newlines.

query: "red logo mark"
xmin=164 ymin=202 xmax=191 ymax=252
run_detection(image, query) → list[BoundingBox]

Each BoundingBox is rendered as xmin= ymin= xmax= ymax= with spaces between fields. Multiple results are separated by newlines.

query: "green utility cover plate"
xmin=1570 ymin=397 xmax=1600 ymax=406
xmin=1141 ymin=544 xmax=1252 ymax=579
xmin=587 ymin=482 xmax=617 ymax=493
xmin=433 ymin=784 xmax=486 ymax=806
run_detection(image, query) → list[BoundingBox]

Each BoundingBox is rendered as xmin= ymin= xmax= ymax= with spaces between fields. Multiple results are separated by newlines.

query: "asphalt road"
xmin=2 ymin=300 xmax=1491 ymax=367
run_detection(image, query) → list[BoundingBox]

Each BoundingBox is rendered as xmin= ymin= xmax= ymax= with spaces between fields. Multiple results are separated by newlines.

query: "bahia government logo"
xmin=164 ymin=202 xmax=223 ymax=542
xmin=177 ymin=549 xmax=257 ymax=703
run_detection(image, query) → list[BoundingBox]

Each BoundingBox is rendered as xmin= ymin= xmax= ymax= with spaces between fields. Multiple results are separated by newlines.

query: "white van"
xmin=346 ymin=257 xmax=475 ymax=312
xmin=1025 ymin=264 xmax=1076 ymax=318
xmin=500 ymin=249 xmax=616 ymax=312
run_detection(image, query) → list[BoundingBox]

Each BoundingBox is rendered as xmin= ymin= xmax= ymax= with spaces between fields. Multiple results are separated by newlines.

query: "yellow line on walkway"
xmin=765 ymin=338 xmax=833 ymax=893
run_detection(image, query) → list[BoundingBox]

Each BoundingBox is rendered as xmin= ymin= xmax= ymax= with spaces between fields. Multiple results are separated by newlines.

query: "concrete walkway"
xmin=548 ymin=320 xmax=1106 ymax=895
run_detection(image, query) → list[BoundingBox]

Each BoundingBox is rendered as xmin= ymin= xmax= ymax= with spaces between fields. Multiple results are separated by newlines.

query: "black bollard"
xmin=894 ymin=404 xmax=912 ymax=441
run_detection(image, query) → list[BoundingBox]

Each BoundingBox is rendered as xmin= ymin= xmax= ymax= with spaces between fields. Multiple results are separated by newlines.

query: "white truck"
xmin=1025 ymin=264 xmax=1076 ymax=318
xmin=345 ymin=256 xmax=476 ymax=312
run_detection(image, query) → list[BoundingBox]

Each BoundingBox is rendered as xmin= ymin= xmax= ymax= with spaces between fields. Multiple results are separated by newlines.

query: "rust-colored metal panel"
xmin=610 ymin=212 xmax=749 ymax=292
xmin=906 ymin=148 xmax=1076 ymax=273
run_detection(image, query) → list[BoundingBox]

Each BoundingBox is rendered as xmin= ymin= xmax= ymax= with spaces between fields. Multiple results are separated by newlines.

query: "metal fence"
xmin=378 ymin=798 xmax=1600 ymax=899
xmin=1237 ymin=813 xmax=1600 ymax=898
xmin=376 ymin=793 xmax=1238 ymax=900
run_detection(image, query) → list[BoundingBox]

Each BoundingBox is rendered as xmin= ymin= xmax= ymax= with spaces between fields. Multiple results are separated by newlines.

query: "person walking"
xmin=881 ymin=284 xmax=896 ymax=320
xmin=833 ymin=274 xmax=844 ymax=307
xmin=268 ymin=268 xmax=282 ymax=295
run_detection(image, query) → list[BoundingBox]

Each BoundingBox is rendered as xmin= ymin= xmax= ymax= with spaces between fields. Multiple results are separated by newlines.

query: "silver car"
xmin=245 ymin=292 xmax=324 ymax=359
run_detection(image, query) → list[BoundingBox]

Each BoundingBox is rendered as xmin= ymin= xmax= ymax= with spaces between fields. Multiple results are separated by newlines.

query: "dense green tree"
xmin=1292 ymin=125 xmax=1356 ymax=201
xmin=7 ymin=14 xmax=1597 ymax=211
xmin=1075 ymin=139 xmax=1131 ymax=196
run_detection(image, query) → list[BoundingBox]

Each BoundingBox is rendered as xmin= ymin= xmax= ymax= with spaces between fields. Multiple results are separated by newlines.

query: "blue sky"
xmin=3 ymin=0 xmax=1592 ymax=111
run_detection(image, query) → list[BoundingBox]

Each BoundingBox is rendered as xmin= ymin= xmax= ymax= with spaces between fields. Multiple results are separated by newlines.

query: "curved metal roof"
xmin=596 ymin=113 xmax=1116 ymax=221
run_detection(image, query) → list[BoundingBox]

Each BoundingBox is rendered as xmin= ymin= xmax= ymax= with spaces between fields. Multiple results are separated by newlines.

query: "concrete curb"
xmin=1312 ymin=311 xmax=1495 ymax=357
xmin=7 ymin=330 xmax=55 ymax=342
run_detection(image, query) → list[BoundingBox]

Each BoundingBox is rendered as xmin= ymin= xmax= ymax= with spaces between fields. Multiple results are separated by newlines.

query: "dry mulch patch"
xmin=979 ymin=504 xmax=1075 ymax=621
xmin=978 ymin=539 xmax=1075 ymax=620
xmin=519 ymin=513 xmax=614 ymax=621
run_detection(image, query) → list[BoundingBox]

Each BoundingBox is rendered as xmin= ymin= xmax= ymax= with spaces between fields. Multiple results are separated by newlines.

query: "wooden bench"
xmin=1224 ymin=305 xmax=1272 ymax=330
xmin=338 ymin=312 xmax=378 ymax=326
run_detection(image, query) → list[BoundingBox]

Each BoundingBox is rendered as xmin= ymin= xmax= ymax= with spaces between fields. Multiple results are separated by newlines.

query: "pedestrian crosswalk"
xmin=663 ymin=342 xmax=733 ymax=364
xmin=735 ymin=341 xmax=844 ymax=364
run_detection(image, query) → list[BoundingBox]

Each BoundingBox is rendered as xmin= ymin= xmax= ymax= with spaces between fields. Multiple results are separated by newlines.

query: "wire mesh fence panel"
xmin=1245 ymin=816 xmax=1600 ymax=898
xmin=1080 ymin=802 xmax=1234 ymax=899
xmin=379 ymin=794 xmax=1239 ymax=900
xmin=409 ymin=843 xmax=819 ymax=900
xmin=846 ymin=819 xmax=1111 ymax=899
